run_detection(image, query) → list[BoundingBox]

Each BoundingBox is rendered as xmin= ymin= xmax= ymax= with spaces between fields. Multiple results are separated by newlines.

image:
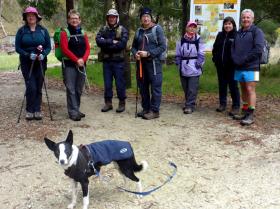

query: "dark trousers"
xmin=63 ymin=64 xmax=85 ymax=117
xmin=180 ymin=75 xmax=200 ymax=110
xmin=217 ymin=67 xmax=240 ymax=108
xmin=103 ymin=61 xmax=126 ymax=102
xmin=21 ymin=58 xmax=46 ymax=113
xmin=137 ymin=60 xmax=162 ymax=112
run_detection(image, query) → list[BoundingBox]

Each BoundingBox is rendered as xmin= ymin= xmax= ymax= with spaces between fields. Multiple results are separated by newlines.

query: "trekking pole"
xmin=39 ymin=60 xmax=53 ymax=121
xmin=135 ymin=59 xmax=143 ymax=118
xmin=17 ymin=60 xmax=35 ymax=123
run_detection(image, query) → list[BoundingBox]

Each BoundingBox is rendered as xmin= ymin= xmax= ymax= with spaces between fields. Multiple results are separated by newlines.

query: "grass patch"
xmin=0 ymin=52 xmax=59 ymax=71
xmin=2 ymin=52 xmax=278 ymax=97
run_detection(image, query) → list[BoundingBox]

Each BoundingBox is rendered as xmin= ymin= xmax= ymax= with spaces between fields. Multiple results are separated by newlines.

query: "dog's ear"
xmin=66 ymin=130 xmax=73 ymax=145
xmin=44 ymin=137 xmax=56 ymax=152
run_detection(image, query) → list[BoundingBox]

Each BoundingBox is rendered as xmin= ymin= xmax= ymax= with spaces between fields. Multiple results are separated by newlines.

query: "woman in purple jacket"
xmin=175 ymin=21 xmax=205 ymax=114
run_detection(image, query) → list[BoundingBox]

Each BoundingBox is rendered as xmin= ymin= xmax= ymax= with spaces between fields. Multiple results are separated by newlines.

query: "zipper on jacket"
xmin=221 ymin=33 xmax=227 ymax=66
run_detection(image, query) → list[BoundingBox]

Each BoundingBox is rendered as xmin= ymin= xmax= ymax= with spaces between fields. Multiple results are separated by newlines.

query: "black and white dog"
xmin=44 ymin=130 xmax=148 ymax=209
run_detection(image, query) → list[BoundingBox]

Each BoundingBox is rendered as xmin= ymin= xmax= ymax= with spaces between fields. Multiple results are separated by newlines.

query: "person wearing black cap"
xmin=131 ymin=7 xmax=167 ymax=120
xmin=15 ymin=6 xmax=51 ymax=121
xmin=96 ymin=9 xmax=129 ymax=113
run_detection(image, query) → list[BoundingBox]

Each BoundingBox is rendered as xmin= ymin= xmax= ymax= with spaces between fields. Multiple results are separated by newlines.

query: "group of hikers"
xmin=15 ymin=6 xmax=265 ymax=126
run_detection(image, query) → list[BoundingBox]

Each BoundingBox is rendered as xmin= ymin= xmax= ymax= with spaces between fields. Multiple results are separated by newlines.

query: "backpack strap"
xmin=181 ymin=34 xmax=200 ymax=53
xmin=151 ymin=25 xmax=159 ymax=45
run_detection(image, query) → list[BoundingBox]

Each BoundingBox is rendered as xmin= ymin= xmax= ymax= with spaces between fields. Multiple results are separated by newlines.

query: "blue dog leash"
xmin=117 ymin=162 xmax=177 ymax=196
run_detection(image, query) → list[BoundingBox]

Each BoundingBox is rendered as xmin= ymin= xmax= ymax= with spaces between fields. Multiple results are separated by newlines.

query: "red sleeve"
xmin=83 ymin=33 xmax=91 ymax=62
xmin=60 ymin=31 xmax=79 ymax=62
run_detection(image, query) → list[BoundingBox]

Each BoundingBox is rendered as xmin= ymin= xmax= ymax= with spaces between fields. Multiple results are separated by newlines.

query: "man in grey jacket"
xmin=231 ymin=9 xmax=264 ymax=125
xmin=131 ymin=7 xmax=166 ymax=120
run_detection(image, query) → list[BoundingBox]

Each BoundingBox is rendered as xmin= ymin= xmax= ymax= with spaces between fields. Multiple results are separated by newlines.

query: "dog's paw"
xmin=67 ymin=203 xmax=75 ymax=209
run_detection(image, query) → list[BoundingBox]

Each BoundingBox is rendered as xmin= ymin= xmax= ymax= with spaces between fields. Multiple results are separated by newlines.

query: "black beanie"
xmin=140 ymin=7 xmax=152 ymax=19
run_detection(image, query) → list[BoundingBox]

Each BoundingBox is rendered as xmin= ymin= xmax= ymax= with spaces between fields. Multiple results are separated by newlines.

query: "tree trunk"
xmin=181 ymin=0 xmax=190 ymax=36
xmin=115 ymin=0 xmax=132 ymax=88
xmin=66 ymin=0 xmax=74 ymax=18
xmin=103 ymin=0 xmax=112 ymax=24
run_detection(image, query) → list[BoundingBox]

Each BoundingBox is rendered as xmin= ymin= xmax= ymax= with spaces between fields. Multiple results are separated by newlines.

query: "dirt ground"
xmin=0 ymin=71 xmax=280 ymax=209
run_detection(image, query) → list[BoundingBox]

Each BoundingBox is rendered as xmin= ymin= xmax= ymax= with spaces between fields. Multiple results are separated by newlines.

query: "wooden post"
xmin=0 ymin=0 xmax=7 ymax=38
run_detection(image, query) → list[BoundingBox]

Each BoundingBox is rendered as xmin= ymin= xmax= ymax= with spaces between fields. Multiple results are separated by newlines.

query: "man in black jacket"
xmin=96 ymin=9 xmax=128 ymax=113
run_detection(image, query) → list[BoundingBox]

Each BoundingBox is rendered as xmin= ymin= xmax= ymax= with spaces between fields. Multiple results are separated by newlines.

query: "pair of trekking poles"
xmin=17 ymin=46 xmax=53 ymax=123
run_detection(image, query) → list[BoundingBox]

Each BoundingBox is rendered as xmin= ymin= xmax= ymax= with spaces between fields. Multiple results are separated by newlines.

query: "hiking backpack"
xmin=260 ymin=39 xmax=270 ymax=64
xmin=251 ymin=27 xmax=270 ymax=64
xmin=53 ymin=28 xmax=85 ymax=61
xmin=135 ymin=25 xmax=167 ymax=61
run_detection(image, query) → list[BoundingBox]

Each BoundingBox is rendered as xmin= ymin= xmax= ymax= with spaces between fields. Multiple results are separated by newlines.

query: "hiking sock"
xmin=248 ymin=106 xmax=255 ymax=113
xmin=242 ymin=102 xmax=249 ymax=111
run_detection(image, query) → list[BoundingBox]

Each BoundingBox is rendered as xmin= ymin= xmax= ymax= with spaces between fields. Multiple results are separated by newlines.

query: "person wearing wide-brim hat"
xmin=15 ymin=6 xmax=51 ymax=121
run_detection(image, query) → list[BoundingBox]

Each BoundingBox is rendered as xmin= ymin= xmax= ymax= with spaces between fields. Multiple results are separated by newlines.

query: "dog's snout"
xmin=60 ymin=159 xmax=65 ymax=165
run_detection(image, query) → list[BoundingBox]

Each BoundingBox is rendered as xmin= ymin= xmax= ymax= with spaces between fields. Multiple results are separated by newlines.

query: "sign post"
xmin=190 ymin=0 xmax=241 ymax=51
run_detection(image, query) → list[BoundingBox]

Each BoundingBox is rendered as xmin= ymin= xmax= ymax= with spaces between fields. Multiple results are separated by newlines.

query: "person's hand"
xmin=77 ymin=58 xmax=84 ymax=67
xmin=195 ymin=62 xmax=202 ymax=69
xmin=113 ymin=40 xmax=119 ymax=44
xmin=30 ymin=53 xmax=37 ymax=61
xmin=38 ymin=54 xmax=44 ymax=61
xmin=138 ymin=51 xmax=149 ymax=58
xmin=135 ymin=52 xmax=141 ymax=60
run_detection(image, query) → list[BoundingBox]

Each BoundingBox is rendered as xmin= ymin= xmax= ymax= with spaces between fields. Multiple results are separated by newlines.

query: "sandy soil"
xmin=0 ymin=71 xmax=280 ymax=209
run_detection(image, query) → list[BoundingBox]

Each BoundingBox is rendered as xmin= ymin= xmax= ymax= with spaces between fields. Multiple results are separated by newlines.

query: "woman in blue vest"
xmin=175 ymin=21 xmax=205 ymax=114
xmin=60 ymin=9 xmax=90 ymax=121
xmin=15 ymin=7 xmax=51 ymax=120
xmin=212 ymin=17 xmax=240 ymax=116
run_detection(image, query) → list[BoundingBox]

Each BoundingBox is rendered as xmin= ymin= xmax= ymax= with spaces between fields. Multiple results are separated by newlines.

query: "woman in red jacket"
xmin=60 ymin=9 xmax=90 ymax=121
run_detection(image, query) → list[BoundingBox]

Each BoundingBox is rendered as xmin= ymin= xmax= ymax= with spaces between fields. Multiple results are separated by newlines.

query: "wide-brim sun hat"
xmin=22 ymin=6 xmax=42 ymax=21
xmin=187 ymin=20 xmax=197 ymax=27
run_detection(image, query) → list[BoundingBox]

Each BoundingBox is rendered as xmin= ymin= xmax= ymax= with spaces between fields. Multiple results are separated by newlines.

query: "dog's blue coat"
xmin=86 ymin=140 xmax=133 ymax=165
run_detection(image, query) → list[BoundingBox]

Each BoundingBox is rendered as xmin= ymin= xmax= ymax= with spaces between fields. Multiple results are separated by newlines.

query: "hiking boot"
xmin=34 ymin=112 xmax=42 ymax=120
xmin=25 ymin=112 xmax=34 ymax=120
xmin=143 ymin=111 xmax=159 ymax=120
xmin=232 ymin=109 xmax=247 ymax=120
xmin=116 ymin=100 xmax=125 ymax=113
xmin=136 ymin=110 xmax=149 ymax=118
xmin=228 ymin=107 xmax=240 ymax=117
xmin=240 ymin=110 xmax=254 ymax=126
xmin=69 ymin=114 xmax=81 ymax=121
xmin=101 ymin=102 xmax=113 ymax=112
xmin=216 ymin=105 xmax=226 ymax=112
xmin=183 ymin=107 xmax=193 ymax=114
xmin=79 ymin=112 xmax=86 ymax=118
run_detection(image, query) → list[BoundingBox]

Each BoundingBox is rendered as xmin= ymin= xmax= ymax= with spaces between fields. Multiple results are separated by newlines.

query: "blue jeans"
xmin=137 ymin=60 xmax=162 ymax=112
xmin=20 ymin=58 xmax=46 ymax=113
xmin=103 ymin=61 xmax=126 ymax=101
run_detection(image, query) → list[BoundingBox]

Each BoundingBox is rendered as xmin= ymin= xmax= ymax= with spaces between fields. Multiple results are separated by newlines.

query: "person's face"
xmin=186 ymin=24 xmax=197 ymax=35
xmin=107 ymin=15 xmax=118 ymax=26
xmin=26 ymin=13 xmax=37 ymax=25
xmin=68 ymin=14 xmax=81 ymax=28
xmin=223 ymin=21 xmax=234 ymax=32
xmin=241 ymin=12 xmax=254 ymax=29
xmin=141 ymin=14 xmax=152 ymax=27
